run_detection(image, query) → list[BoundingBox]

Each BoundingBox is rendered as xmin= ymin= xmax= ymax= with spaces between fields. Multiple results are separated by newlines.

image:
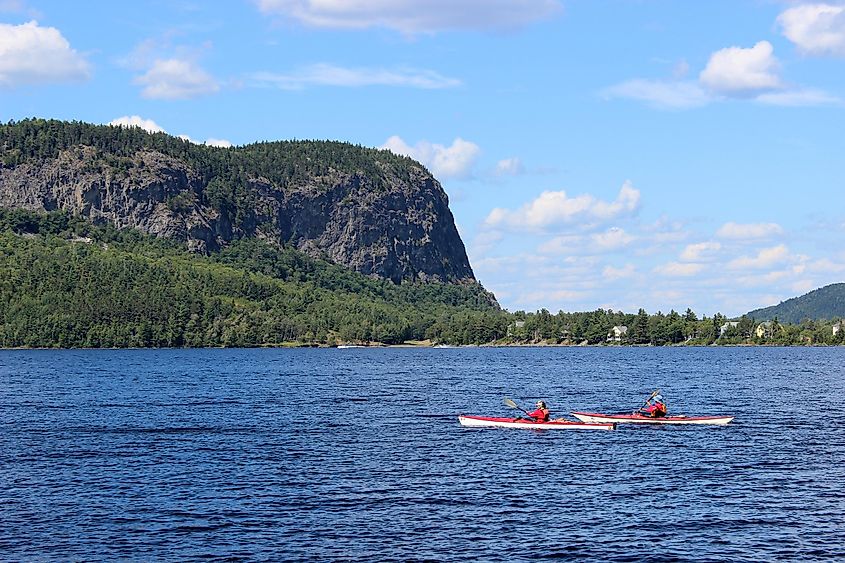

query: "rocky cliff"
xmin=0 ymin=119 xmax=475 ymax=284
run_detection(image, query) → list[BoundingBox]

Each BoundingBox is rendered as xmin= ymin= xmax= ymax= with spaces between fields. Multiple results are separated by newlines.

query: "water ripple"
xmin=1 ymin=347 xmax=844 ymax=561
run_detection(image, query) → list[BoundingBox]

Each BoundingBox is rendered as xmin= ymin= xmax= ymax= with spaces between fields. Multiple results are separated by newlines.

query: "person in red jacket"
xmin=640 ymin=393 xmax=667 ymax=417
xmin=526 ymin=400 xmax=550 ymax=422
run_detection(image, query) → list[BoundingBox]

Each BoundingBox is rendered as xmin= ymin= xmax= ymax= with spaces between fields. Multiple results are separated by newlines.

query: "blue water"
xmin=2 ymin=347 xmax=844 ymax=562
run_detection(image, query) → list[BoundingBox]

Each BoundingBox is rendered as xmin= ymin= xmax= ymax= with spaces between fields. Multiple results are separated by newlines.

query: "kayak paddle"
xmin=637 ymin=389 xmax=659 ymax=413
xmin=503 ymin=397 xmax=532 ymax=417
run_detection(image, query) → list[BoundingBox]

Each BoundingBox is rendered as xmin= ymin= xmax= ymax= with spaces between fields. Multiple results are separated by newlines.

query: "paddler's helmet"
xmin=654 ymin=394 xmax=664 ymax=403
xmin=537 ymin=401 xmax=546 ymax=409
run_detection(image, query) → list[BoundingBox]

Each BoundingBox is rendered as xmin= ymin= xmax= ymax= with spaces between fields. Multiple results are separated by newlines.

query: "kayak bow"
xmin=459 ymin=415 xmax=615 ymax=430
xmin=570 ymin=411 xmax=734 ymax=425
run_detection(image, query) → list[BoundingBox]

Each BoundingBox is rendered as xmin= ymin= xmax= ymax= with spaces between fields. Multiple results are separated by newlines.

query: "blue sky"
xmin=2 ymin=0 xmax=845 ymax=317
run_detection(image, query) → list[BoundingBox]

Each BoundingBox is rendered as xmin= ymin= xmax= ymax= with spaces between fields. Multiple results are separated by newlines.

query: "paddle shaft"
xmin=503 ymin=398 xmax=534 ymax=418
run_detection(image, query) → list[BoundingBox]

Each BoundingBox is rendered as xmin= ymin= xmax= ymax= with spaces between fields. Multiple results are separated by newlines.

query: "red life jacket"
xmin=527 ymin=407 xmax=550 ymax=422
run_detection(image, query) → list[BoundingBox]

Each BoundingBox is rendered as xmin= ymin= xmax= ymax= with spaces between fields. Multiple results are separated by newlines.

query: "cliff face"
xmin=0 ymin=126 xmax=475 ymax=284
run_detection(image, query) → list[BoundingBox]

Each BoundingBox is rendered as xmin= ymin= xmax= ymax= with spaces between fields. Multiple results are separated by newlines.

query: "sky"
xmin=1 ymin=0 xmax=845 ymax=317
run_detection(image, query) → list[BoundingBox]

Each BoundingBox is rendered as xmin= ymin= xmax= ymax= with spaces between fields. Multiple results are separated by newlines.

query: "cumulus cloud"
xmin=716 ymin=222 xmax=784 ymax=240
xmin=727 ymin=244 xmax=790 ymax=270
xmin=381 ymin=135 xmax=480 ymax=179
xmin=251 ymin=64 xmax=460 ymax=90
xmin=134 ymin=58 xmax=219 ymax=100
xmin=680 ymin=241 xmax=722 ymax=262
xmin=109 ymin=115 xmax=166 ymax=133
xmin=699 ymin=41 xmax=782 ymax=96
xmin=601 ymin=79 xmax=710 ymax=109
xmin=254 ymin=0 xmax=561 ymax=34
xmin=0 ymin=20 xmax=90 ymax=87
xmin=778 ymin=3 xmax=845 ymax=56
xmin=494 ymin=157 xmax=525 ymax=176
xmin=485 ymin=181 xmax=641 ymax=231
xmin=607 ymin=39 xmax=840 ymax=108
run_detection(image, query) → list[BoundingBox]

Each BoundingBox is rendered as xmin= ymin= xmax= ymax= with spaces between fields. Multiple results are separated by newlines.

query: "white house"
xmin=607 ymin=325 xmax=628 ymax=342
xmin=719 ymin=321 xmax=739 ymax=337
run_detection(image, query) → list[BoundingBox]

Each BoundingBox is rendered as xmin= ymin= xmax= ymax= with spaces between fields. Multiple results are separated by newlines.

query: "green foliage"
xmin=0 ymin=209 xmax=498 ymax=347
xmin=748 ymin=283 xmax=845 ymax=323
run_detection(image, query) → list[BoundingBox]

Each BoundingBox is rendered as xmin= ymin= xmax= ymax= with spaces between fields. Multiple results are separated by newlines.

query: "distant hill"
xmin=747 ymin=283 xmax=845 ymax=323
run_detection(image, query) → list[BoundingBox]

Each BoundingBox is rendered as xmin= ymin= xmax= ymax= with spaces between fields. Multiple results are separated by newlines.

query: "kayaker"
xmin=526 ymin=400 xmax=550 ymax=422
xmin=640 ymin=393 xmax=667 ymax=418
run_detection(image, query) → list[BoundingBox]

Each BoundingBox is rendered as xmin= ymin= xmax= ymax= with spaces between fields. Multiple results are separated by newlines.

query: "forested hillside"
xmin=0 ymin=209 xmax=501 ymax=347
xmin=747 ymin=283 xmax=845 ymax=323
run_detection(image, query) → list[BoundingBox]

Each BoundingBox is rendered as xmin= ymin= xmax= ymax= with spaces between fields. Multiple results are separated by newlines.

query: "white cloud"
xmin=756 ymin=88 xmax=842 ymax=106
xmin=178 ymin=133 xmax=233 ymax=148
xmin=0 ymin=20 xmax=90 ymax=87
xmin=699 ymin=41 xmax=782 ymax=96
xmin=204 ymin=138 xmax=233 ymax=148
xmin=134 ymin=58 xmax=219 ymax=100
xmin=494 ymin=157 xmax=525 ymax=176
xmin=716 ymin=222 xmax=784 ymax=240
xmin=111 ymin=116 xmax=231 ymax=147
xmin=381 ymin=136 xmax=480 ymax=179
xmin=255 ymin=0 xmax=561 ymax=34
xmin=680 ymin=241 xmax=722 ymax=262
xmin=654 ymin=262 xmax=705 ymax=277
xmin=806 ymin=257 xmax=845 ymax=273
xmin=602 ymin=79 xmax=710 ymax=109
xmin=593 ymin=227 xmax=635 ymax=250
xmin=538 ymin=230 xmax=636 ymax=256
xmin=470 ymin=230 xmax=503 ymax=257
xmin=603 ymin=264 xmax=636 ymax=281
xmin=607 ymin=34 xmax=842 ymax=109
xmin=791 ymin=279 xmax=817 ymax=294
xmin=109 ymin=115 xmax=166 ymax=134
xmin=778 ymin=3 xmax=845 ymax=56
xmin=727 ymin=245 xmax=790 ymax=270
xmin=251 ymin=63 xmax=460 ymax=90
xmin=485 ymin=181 xmax=641 ymax=231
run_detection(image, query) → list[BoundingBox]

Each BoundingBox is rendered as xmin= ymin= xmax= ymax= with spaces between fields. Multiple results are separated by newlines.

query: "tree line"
xmin=0 ymin=210 xmax=842 ymax=349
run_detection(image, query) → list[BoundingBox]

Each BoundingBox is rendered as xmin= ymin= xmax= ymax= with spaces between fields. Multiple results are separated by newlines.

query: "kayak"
xmin=459 ymin=415 xmax=616 ymax=431
xmin=570 ymin=411 xmax=734 ymax=425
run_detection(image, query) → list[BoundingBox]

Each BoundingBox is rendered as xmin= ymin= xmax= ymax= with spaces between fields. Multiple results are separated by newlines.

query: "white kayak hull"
xmin=570 ymin=411 xmax=734 ymax=425
xmin=459 ymin=415 xmax=615 ymax=431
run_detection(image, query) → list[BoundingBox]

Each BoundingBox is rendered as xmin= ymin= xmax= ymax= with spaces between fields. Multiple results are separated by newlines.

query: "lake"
xmin=2 ymin=347 xmax=844 ymax=561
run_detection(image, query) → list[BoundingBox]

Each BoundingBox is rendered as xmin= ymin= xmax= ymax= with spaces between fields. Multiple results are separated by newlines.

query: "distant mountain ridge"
xmin=0 ymin=118 xmax=475 ymax=285
xmin=747 ymin=283 xmax=845 ymax=323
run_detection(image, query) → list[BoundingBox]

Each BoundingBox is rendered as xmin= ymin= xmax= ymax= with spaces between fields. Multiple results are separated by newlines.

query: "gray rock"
xmin=0 ymin=144 xmax=476 ymax=284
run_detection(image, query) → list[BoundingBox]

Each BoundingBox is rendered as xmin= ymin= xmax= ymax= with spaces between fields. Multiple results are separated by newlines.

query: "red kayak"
xmin=571 ymin=411 xmax=734 ymax=425
xmin=459 ymin=415 xmax=615 ymax=430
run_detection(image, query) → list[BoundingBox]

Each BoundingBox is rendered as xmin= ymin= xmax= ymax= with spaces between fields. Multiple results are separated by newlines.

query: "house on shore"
xmin=755 ymin=321 xmax=774 ymax=339
xmin=607 ymin=325 xmax=628 ymax=342
xmin=719 ymin=321 xmax=739 ymax=337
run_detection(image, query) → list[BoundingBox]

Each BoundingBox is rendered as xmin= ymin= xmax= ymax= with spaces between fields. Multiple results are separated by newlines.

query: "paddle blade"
xmin=503 ymin=398 xmax=519 ymax=409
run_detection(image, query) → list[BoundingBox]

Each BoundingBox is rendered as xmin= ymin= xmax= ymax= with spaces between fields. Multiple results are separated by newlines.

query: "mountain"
xmin=0 ymin=118 xmax=474 ymax=285
xmin=747 ymin=283 xmax=845 ymax=323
